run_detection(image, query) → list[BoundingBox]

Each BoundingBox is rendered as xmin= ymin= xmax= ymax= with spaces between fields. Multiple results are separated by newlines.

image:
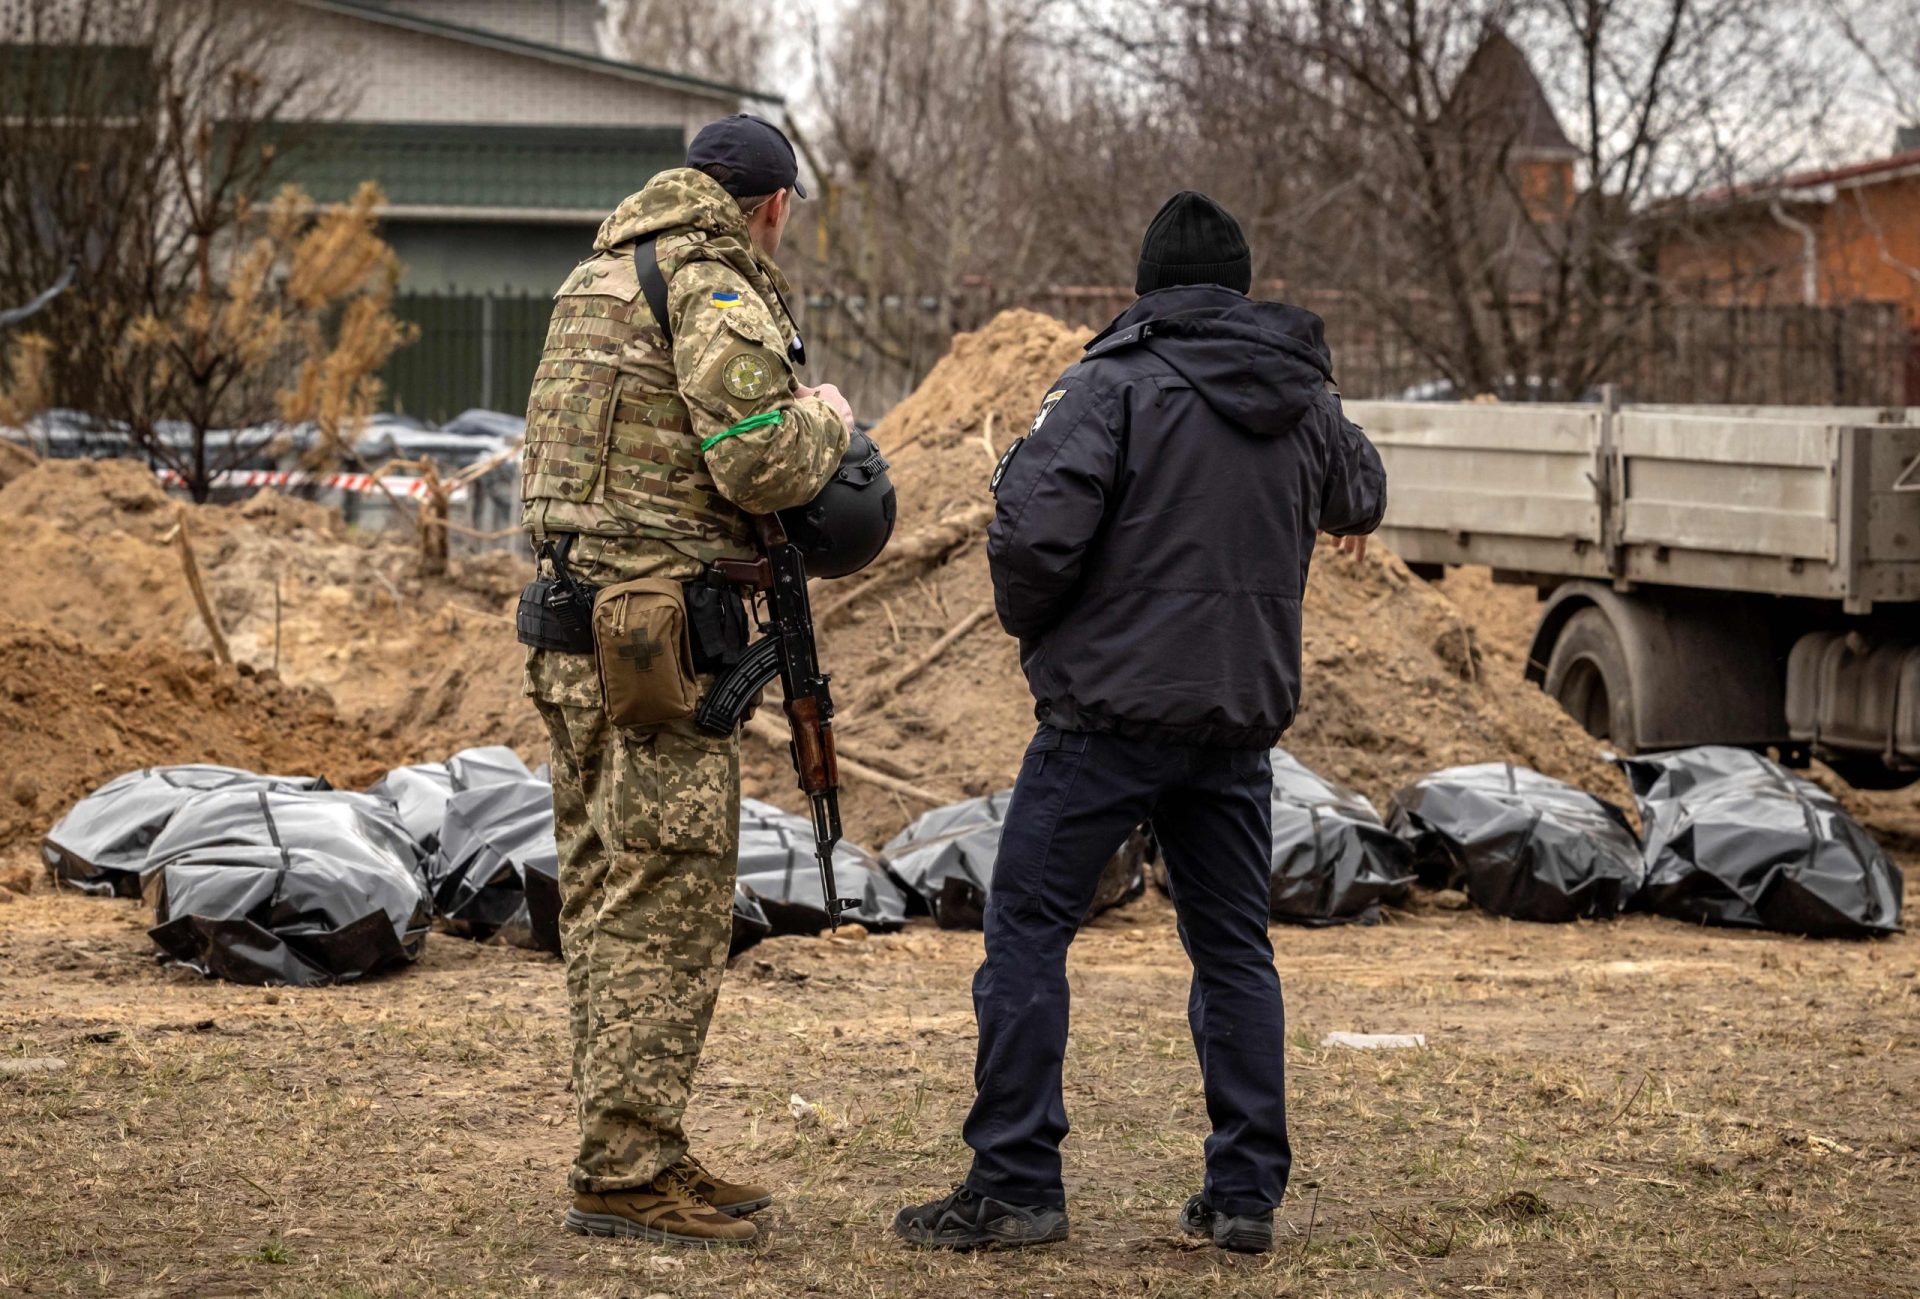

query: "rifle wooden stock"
xmin=711 ymin=557 xmax=771 ymax=590
xmin=784 ymin=695 xmax=836 ymax=793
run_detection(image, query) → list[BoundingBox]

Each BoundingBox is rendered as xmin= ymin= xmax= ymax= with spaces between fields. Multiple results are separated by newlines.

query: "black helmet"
xmin=779 ymin=427 xmax=896 ymax=579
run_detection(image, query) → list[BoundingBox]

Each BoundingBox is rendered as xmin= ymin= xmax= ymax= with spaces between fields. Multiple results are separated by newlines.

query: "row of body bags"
xmin=39 ymin=740 xmax=1901 ymax=987
xmin=39 ymin=753 xmax=553 ymax=986
xmin=38 ymin=748 xmax=1145 ymax=986
xmin=1331 ymin=746 xmax=1901 ymax=938
xmin=836 ymin=742 xmax=1900 ymax=939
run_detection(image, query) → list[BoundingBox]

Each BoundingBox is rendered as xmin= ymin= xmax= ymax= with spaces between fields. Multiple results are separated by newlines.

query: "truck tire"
xmin=1544 ymin=608 xmax=1638 ymax=753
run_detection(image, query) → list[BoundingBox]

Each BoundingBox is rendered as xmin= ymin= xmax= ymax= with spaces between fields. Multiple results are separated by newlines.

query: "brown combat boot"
xmin=673 ymin=1152 xmax=774 ymax=1217
xmin=565 ymin=1166 xmax=758 ymax=1246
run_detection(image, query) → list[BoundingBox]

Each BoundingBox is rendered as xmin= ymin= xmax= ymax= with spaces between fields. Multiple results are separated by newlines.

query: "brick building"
xmin=1654 ymin=134 xmax=1920 ymax=399
xmin=1659 ymin=137 xmax=1920 ymax=314
xmin=1444 ymin=28 xmax=1580 ymax=226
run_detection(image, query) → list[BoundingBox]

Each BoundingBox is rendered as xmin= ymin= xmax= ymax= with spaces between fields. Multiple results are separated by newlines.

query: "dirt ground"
xmin=4 ymin=857 xmax=1917 ymax=1299
xmin=4 ymin=313 xmax=1918 ymax=1295
xmin=5 ymin=560 xmax=1918 ymax=1296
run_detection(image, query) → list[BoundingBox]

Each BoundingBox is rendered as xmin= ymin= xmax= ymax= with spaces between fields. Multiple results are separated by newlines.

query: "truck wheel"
xmin=1821 ymin=755 xmax=1920 ymax=791
xmin=1544 ymin=608 xmax=1638 ymax=753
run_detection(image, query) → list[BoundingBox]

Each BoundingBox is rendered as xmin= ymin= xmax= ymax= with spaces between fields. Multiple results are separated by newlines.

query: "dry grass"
xmin=3 ymin=851 xmax=1918 ymax=1299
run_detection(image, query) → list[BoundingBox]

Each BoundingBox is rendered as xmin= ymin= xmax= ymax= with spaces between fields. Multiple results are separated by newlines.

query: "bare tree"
xmin=788 ymin=0 xmax=1197 ymax=408
xmin=1067 ymin=0 xmax=1844 ymax=399
xmin=600 ymin=0 xmax=776 ymax=89
xmin=805 ymin=0 xmax=1046 ymax=302
xmin=0 ymin=0 xmax=164 ymax=409
xmin=0 ymin=0 xmax=413 ymax=499
xmin=1822 ymin=0 xmax=1920 ymax=129
xmin=0 ymin=266 xmax=70 ymax=427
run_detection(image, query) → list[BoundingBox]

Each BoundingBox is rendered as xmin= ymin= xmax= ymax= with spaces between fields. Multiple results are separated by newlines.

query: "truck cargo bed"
xmin=1346 ymin=400 xmax=1920 ymax=610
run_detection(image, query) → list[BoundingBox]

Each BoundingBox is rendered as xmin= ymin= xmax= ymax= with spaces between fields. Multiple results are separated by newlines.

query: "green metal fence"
xmin=383 ymin=292 xmax=551 ymax=423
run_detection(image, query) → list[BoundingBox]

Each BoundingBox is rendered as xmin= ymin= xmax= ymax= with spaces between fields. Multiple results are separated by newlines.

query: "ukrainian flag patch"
xmin=711 ymin=290 xmax=743 ymax=309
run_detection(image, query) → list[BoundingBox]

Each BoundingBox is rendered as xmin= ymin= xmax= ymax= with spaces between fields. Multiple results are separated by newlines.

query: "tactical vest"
xmin=521 ymin=234 xmax=774 ymax=551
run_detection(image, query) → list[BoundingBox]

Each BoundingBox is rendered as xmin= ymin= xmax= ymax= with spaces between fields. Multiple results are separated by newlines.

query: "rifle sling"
xmin=633 ymin=234 xmax=672 ymax=345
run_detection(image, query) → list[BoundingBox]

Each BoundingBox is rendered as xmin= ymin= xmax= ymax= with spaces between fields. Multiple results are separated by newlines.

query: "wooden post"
xmin=419 ymin=459 xmax=449 ymax=577
xmin=167 ymin=510 xmax=231 ymax=667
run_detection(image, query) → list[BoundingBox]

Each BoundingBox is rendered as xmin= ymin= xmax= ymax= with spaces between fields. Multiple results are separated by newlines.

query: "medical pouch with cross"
xmin=591 ymin=578 xmax=701 ymax=727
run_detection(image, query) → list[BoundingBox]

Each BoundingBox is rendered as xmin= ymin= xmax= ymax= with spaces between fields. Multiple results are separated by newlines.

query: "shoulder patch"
xmin=711 ymin=290 xmax=743 ymax=310
xmin=722 ymin=351 xmax=776 ymax=400
xmin=1030 ymin=388 xmax=1068 ymax=436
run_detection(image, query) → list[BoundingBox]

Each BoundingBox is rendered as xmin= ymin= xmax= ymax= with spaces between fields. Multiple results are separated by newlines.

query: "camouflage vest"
xmin=521 ymin=235 xmax=782 ymax=550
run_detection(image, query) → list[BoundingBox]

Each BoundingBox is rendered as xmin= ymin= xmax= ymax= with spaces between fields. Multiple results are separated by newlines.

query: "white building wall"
xmin=259 ymin=2 xmax=734 ymax=138
xmin=378 ymin=0 xmax=603 ymax=57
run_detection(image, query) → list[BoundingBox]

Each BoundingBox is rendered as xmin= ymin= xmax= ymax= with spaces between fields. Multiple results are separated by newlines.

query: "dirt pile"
xmin=1290 ymin=549 xmax=1625 ymax=803
xmin=757 ymin=309 xmax=1627 ymax=840
xmin=0 ymin=621 xmax=392 ymax=849
xmin=0 ymin=458 xmax=534 ymax=765
xmin=0 ymin=438 xmax=38 ymax=488
xmin=873 ymin=308 xmax=1092 ymax=469
xmin=739 ymin=314 xmax=1089 ymax=835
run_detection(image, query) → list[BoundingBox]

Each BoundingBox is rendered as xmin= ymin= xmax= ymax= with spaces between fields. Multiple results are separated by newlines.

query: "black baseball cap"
xmin=687 ymin=114 xmax=808 ymax=200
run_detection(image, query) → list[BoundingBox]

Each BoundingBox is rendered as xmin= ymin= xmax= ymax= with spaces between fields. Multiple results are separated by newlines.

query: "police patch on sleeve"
xmin=1030 ymin=388 xmax=1067 ymax=436
xmin=722 ymin=351 xmax=775 ymax=400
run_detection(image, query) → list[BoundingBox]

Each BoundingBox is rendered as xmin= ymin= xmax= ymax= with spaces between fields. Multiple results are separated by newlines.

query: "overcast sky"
xmin=671 ymin=0 xmax=1915 ymax=175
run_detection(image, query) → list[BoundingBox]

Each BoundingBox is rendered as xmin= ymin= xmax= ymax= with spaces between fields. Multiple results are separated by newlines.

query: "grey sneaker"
xmin=1179 ymin=1193 xmax=1274 ymax=1253
xmin=893 ymin=1185 xmax=1070 ymax=1251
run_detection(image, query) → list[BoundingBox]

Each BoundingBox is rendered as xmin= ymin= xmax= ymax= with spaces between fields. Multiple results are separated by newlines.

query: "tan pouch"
xmin=592 ymin=578 xmax=699 ymax=727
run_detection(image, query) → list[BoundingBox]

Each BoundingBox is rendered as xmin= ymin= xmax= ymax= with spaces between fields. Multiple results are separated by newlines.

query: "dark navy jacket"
xmin=986 ymin=284 xmax=1387 ymax=749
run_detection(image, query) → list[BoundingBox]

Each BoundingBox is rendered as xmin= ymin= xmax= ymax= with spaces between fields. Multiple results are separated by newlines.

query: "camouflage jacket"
xmin=521 ymin=167 xmax=849 ymax=586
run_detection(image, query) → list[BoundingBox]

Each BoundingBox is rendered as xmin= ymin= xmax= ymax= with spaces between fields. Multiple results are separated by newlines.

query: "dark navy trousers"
xmin=962 ymin=724 xmax=1289 ymax=1216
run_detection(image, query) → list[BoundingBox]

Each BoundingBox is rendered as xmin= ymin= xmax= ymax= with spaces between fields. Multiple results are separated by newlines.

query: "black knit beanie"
xmin=1135 ymin=191 xmax=1252 ymax=295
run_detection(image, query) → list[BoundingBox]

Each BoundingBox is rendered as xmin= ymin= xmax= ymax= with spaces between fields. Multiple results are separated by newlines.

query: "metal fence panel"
xmin=382 ymin=289 xmax=1914 ymax=428
xmin=386 ymin=294 xmax=486 ymax=423
xmin=489 ymin=294 xmax=552 ymax=414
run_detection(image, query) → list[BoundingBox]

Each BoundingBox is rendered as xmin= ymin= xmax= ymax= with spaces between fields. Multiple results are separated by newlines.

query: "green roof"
xmin=261 ymin=122 xmax=683 ymax=210
xmin=293 ymin=0 xmax=779 ymax=104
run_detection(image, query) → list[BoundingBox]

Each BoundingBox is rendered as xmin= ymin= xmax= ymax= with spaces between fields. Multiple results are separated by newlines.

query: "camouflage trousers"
xmin=527 ymin=649 xmax=739 ymax=1195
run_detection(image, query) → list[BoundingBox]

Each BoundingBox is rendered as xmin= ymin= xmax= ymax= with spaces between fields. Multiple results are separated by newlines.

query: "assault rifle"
xmin=697 ymin=517 xmax=855 ymax=928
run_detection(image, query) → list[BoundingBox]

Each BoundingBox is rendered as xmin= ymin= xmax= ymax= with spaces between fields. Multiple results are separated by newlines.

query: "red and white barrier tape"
xmin=154 ymin=467 xmax=472 ymax=502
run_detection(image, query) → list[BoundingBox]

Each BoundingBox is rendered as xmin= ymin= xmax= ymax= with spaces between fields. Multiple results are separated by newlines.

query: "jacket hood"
xmin=595 ymin=167 xmax=751 ymax=252
xmin=1085 ymin=284 xmax=1333 ymax=435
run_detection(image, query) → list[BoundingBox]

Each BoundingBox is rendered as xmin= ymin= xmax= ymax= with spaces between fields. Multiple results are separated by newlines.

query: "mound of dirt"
xmin=0 ymin=620 xmax=393 ymax=849
xmin=877 ymin=308 xmax=1092 ymax=489
xmin=755 ymin=309 xmax=1627 ymax=842
xmin=1290 ymin=549 xmax=1625 ymax=804
xmin=0 ymin=458 xmax=532 ymax=766
xmin=359 ymin=595 xmax=545 ymax=759
xmin=0 ymin=439 xmax=39 ymax=488
xmin=737 ymin=314 xmax=1087 ymax=836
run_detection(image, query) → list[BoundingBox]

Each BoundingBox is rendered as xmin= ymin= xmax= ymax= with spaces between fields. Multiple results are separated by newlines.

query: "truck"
xmin=1347 ymin=397 xmax=1920 ymax=788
